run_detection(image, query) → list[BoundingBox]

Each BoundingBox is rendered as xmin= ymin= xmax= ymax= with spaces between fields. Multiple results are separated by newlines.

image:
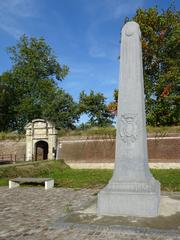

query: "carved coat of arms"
xmin=119 ymin=113 xmax=138 ymax=144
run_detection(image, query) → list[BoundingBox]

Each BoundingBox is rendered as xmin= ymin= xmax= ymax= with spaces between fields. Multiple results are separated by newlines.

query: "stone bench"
xmin=9 ymin=178 xmax=54 ymax=190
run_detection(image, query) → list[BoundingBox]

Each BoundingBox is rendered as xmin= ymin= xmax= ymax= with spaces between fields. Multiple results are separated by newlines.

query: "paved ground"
xmin=0 ymin=187 xmax=179 ymax=240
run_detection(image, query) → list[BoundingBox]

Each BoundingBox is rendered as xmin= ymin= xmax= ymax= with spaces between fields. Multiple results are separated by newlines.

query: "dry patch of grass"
xmin=0 ymin=126 xmax=179 ymax=140
xmin=59 ymin=126 xmax=180 ymax=137
xmin=0 ymin=132 xmax=24 ymax=140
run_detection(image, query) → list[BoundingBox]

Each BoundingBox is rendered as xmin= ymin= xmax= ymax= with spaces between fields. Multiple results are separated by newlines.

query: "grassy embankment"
xmin=59 ymin=125 xmax=180 ymax=137
xmin=0 ymin=160 xmax=179 ymax=191
xmin=0 ymin=125 xmax=180 ymax=140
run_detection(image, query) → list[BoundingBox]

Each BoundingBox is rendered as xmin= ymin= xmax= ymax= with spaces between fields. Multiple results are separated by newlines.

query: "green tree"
xmin=0 ymin=72 xmax=14 ymax=130
xmin=107 ymin=89 xmax=118 ymax=116
xmin=130 ymin=5 xmax=180 ymax=126
xmin=43 ymin=89 xmax=79 ymax=129
xmin=79 ymin=90 xmax=113 ymax=127
xmin=0 ymin=35 xmax=74 ymax=131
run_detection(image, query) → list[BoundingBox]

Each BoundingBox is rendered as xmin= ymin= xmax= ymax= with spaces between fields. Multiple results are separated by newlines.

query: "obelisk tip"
xmin=123 ymin=21 xmax=140 ymax=37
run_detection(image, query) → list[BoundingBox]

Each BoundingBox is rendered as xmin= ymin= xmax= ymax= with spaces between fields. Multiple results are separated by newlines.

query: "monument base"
xmin=97 ymin=181 xmax=160 ymax=217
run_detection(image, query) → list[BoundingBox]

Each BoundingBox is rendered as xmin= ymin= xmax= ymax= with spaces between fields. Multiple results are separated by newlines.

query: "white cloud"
xmin=105 ymin=0 xmax=144 ymax=20
xmin=87 ymin=21 xmax=119 ymax=60
xmin=0 ymin=23 xmax=22 ymax=38
xmin=0 ymin=0 xmax=38 ymax=38
xmin=85 ymin=0 xmax=144 ymax=59
xmin=88 ymin=42 xmax=106 ymax=58
xmin=0 ymin=0 xmax=37 ymax=17
xmin=85 ymin=0 xmax=144 ymax=20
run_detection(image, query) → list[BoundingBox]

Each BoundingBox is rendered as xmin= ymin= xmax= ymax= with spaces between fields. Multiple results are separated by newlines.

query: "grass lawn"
xmin=0 ymin=160 xmax=179 ymax=191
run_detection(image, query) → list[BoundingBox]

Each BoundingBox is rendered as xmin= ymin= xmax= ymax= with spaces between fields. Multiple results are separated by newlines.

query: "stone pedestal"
xmin=97 ymin=22 xmax=160 ymax=217
xmin=98 ymin=183 xmax=160 ymax=217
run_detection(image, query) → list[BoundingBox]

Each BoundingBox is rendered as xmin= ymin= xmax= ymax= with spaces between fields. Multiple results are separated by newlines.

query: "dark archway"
xmin=35 ymin=141 xmax=48 ymax=161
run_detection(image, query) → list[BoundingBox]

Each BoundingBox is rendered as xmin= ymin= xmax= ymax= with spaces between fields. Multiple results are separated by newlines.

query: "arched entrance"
xmin=25 ymin=119 xmax=57 ymax=161
xmin=35 ymin=141 xmax=48 ymax=161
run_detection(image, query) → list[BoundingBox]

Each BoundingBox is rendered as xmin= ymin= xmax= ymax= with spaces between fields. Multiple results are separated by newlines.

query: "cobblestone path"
xmin=0 ymin=187 xmax=179 ymax=240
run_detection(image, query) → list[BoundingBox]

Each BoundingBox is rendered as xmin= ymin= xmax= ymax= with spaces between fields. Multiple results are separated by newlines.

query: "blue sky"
xmin=0 ymin=0 xmax=179 ymax=123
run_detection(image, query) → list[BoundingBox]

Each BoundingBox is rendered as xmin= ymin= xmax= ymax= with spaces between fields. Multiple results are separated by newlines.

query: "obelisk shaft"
xmin=97 ymin=22 xmax=160 ymax=217
xmin=113 ymin=21 xmax=150 ymax=182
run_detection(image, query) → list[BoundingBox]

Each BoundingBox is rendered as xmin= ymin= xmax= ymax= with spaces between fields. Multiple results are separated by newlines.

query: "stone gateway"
xmin=25 ymin=119 xmax=57 ymax=161
xmin=97 ymin=22 xmax=160 ymax=217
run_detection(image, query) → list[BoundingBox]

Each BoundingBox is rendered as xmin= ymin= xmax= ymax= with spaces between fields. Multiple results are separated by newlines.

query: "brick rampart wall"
xmin=0 ymin=135 xmax=179 ymax=163
xmin=59 ymin=136 xmax=180 ymax=163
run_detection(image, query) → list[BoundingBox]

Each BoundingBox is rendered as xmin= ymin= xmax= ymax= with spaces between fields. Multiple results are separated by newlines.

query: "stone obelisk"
xmin=97 ymin=21 xmax=160 ymax=217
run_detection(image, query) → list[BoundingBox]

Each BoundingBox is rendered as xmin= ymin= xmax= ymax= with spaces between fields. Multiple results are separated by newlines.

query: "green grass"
xmin=0 ymin=161 xmax=179 ymax=191
xmin=146 ymin=125 xmax=180 ymax=134
xmin=0 ymin=178 xmax=8 ymax=185
xmin=151 ymin=169 xmax=180 ymax=192
xmin=52 ymin=168 xmax=113 ymax=188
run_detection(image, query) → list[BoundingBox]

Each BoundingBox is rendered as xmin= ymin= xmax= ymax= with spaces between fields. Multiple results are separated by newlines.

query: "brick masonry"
xmin=59 ymin=137 xmax=180 ymax=163
xmin=0 ymin=134 xmax=179 ymax=163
